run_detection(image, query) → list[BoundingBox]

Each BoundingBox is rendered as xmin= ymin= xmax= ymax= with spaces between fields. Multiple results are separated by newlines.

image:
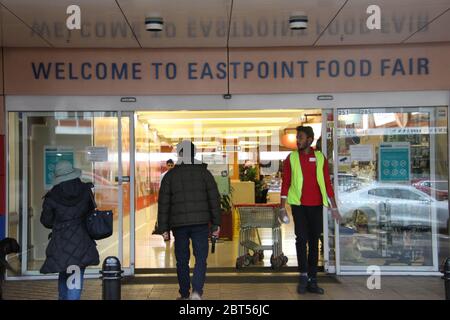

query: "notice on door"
xmin=86 ymin=146 xmax=108 ymax=162
xmin=350 ymin=144 xmax=374 ymax=162
xmin=44 ymin=146 xmax=74 ymax=190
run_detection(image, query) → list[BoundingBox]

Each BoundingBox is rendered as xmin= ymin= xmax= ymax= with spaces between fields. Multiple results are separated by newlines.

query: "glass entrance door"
xmin=7 ymin=111 xmax=134 ymax=276
xmin=334 ymin=106 xmax=449 ymax=272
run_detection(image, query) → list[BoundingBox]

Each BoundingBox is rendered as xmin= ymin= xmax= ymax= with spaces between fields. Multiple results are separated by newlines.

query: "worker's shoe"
xmin=307 ymin=278 xmax=325 ymax=295
xmin=297 ymin=275 xmax=308 ymax=294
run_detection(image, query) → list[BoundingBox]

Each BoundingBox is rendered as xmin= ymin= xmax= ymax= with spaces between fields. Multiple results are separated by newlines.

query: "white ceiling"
xmin=0 ymin=0 xmax=449 ymax=48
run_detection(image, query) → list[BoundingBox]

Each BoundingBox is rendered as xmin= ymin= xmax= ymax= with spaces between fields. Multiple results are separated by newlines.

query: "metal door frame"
xmin=333 ymin=106 xmax=442 ymax=275
xmin=6 ymin=91 xmax=448 ymax=277
xmin=9 ymin=111 xmax=135 ymax=278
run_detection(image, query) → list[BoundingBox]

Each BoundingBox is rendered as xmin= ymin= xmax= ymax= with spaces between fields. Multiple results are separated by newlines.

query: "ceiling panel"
xmin=229 ymin=0 xmax=347 ymax=47
xmin=316 ymin=0 xmax=450 ymax=46
xmin=405 ymin=8 xmax=450 ymax=43
xmin=118 ymin=0 xmax=232 ymax=48
xmin=137 ymin=109 xmax=312 ymax=140
xmin=1 ymin=0 xmax=449 ymax=48
xmin=0 ymin=0 xmax=140 ymax=47
xmin=0 ymin=4 xmax=50 ymax=47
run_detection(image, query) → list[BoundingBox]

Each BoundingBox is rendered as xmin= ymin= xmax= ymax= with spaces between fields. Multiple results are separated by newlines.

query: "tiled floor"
xmin=2 ymin=276 xmax=445 ymax=300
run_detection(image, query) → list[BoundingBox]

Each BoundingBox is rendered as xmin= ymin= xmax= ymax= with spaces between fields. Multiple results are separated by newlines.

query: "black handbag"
xmin=87 ymin=188 xmax=113 ymax=240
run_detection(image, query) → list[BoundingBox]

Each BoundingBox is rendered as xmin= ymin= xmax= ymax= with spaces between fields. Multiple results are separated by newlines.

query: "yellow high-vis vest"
xmin=287 ymin=150 xmax=329 ymax=207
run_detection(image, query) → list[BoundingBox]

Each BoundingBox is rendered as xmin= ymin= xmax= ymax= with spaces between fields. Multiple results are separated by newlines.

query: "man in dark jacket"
xmin=40 ymin=160 xmax=100 ymax=300
xmin=158 ymin=141 xmax=221 ymax=300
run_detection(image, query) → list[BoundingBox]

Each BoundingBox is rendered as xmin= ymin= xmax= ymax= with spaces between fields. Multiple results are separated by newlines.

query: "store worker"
xmin=280 ymin=126 xmax=341 ymax=295
xmin=158 ymin=141 xmax=221 ymax=300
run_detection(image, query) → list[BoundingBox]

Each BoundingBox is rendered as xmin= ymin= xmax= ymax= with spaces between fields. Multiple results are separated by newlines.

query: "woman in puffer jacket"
xmin=40 ymin=160 xmax=99 ymax=300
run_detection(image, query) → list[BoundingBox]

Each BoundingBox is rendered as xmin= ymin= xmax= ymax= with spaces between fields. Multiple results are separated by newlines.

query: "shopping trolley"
xmin=234 ymin=203 xmax=288 ymax=270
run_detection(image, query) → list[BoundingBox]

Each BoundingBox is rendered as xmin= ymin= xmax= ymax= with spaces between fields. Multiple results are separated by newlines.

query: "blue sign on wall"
xmin=379 ymin=143 xmax=411 ymax=182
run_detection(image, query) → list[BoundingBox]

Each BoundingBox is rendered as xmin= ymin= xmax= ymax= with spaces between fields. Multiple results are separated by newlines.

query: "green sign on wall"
xmin=214 ymin=175 xmax=230 ymax=195
xmin=379 ymin=143 xmax=410 ymax=182
xmin=44 ymin=146 xmax=75 ymax=189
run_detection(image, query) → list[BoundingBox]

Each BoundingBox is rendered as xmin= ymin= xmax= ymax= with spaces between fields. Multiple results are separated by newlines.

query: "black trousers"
xmin=291 ymin=205 xmax=323 ymax=278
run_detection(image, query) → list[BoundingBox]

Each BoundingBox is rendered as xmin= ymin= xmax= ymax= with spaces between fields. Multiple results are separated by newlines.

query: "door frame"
xmin=6 ymin=111 xmax=135 ymax=278
xmin=6 ymin=91 xmax=449 ymax=277
xmin=333 ymin=106 xmax=444 ymax=275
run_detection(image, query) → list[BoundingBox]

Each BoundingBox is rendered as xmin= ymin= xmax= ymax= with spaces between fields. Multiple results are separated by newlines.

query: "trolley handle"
xmin=234 ymin=203 xmax=280 ymax=208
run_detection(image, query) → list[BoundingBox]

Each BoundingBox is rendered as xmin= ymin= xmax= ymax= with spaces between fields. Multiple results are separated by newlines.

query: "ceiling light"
xmin=289 ymin=12 xmax=308 ymax=30
xmin=145 ymin=16 xmax=164 ymax=32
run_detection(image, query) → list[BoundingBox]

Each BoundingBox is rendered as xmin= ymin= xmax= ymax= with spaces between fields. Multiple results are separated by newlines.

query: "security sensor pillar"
xmin=145 ymin=17 xmax=164 ymax=31
xmin=289 ymin=14 xmax=308 ymax=30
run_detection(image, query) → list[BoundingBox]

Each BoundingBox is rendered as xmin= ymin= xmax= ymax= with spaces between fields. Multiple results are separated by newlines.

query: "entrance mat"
xmin=123 ymin=274 xmax=339 ymax=285
xmin=135 ymin=266 xmax=325 ymax=274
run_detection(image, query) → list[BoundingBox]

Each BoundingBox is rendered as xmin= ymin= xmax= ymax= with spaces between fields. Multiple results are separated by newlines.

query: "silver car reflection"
xmin=338 ymin=183 xmax=450 ymax=234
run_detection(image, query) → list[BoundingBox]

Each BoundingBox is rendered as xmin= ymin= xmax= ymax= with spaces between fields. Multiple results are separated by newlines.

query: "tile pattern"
xmin=2 ymin=276 xmax=445 ymax=300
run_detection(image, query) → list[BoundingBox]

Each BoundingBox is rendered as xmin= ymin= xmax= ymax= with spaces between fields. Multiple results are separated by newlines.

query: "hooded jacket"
xmin=157 ymin=162 xmax=221 ymax=232
xmin=40 ymin=178 xmax=99 ymax=274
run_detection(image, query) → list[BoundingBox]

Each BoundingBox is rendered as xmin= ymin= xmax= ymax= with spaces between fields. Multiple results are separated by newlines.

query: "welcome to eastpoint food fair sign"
xmin=3 ymin=43 xmax=450 ymax=95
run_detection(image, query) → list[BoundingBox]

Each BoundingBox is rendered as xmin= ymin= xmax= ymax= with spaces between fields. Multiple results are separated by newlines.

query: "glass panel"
xmin=121 ymin=116 xmax=131 ymax=268
xmin=7 ymin=111 xmax=125 ymax=274
xmin=336 ymin=107 xmax=449 ymax=270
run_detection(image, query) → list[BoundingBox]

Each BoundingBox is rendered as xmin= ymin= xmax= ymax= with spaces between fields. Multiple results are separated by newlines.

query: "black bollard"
xmin=443 ymin=257 xmax=450 ymax=300
xmin=100 ymin=256 xmax=124 ymax=300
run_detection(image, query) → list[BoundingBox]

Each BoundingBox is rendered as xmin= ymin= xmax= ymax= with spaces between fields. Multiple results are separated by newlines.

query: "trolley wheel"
xmin=257 ymin=250 xmax=264 ymax=260
xmin=236 ymin=257 xmax=244 ymax=269
xmin=271 ymin=258 xmax=282 ymax=269
xmin=244 ymin=254 xmax=252 ymax=266
xmin=281 ymin=254 xmax=288 ymax=266
xmin=270 ymin=254 xmax=280 ymax=269
xmin=251 ymin=252 xmax=261 ymax=264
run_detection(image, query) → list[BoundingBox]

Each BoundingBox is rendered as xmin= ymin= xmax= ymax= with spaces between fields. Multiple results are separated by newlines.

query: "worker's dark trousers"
xmin=291 ymin=205 xmax=323 ymax=278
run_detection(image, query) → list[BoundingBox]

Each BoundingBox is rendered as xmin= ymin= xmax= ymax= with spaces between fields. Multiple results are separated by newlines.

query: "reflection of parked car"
xmin=339 ymin=183 xmax=449 ymax=233
xmin=335 ymin=173 xmax=371 ymax=192
xmin=412 ymin=180 xmax=448 ymax=201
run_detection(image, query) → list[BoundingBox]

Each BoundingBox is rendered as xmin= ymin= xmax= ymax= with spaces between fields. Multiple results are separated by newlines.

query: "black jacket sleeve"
xmin=157 ymin=173 xmax=171 ymax=233
xmin=204 ymin=169 xmax=221 ymax=228
xmin=40 ymin=197 xmax=55 ymax=229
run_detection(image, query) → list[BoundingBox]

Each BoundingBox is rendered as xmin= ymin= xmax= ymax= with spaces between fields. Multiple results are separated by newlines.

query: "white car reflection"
xmin=338 ymin=183 xmax=449 ymax=233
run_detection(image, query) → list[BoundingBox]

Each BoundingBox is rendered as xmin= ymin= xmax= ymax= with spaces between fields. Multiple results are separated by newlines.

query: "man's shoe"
xmin=176 ymin=296 xmax=189 ymax=300
xmin=297 ymin=275 xmax=308 ymax=294
xmin=190 ymin=292 xmax=202 ymax=300
xmin=307 ymin=278 xmax=325 ymax=295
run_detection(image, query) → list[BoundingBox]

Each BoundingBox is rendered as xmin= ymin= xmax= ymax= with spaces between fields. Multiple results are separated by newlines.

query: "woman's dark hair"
xmin=296 ymin=125 xmax=314 ymax=140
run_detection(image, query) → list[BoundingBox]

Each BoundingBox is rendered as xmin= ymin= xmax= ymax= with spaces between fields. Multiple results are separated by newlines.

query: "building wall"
xmin=1 ymin=48 xmax=5 ymax=240
xmin=3 ymin=43 xmax=450 ymax=95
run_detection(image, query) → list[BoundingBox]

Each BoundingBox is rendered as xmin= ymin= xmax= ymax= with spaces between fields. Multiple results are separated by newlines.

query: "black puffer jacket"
xmin=158 ymin=163 xmax=221 ymax=232
xmin=40 ymin=178 xmax=100 ymax=274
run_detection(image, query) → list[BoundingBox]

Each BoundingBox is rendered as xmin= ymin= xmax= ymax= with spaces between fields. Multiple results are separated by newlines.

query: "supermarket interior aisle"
xmin=134 ymin=203 xmax=301 ymax=269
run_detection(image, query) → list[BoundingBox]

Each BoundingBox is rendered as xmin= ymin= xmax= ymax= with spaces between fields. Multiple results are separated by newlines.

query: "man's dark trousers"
xmin=172 ymin=224 xmax=209 ymax=298
xmin=291 ymin=205 xmax=323 ymax=278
